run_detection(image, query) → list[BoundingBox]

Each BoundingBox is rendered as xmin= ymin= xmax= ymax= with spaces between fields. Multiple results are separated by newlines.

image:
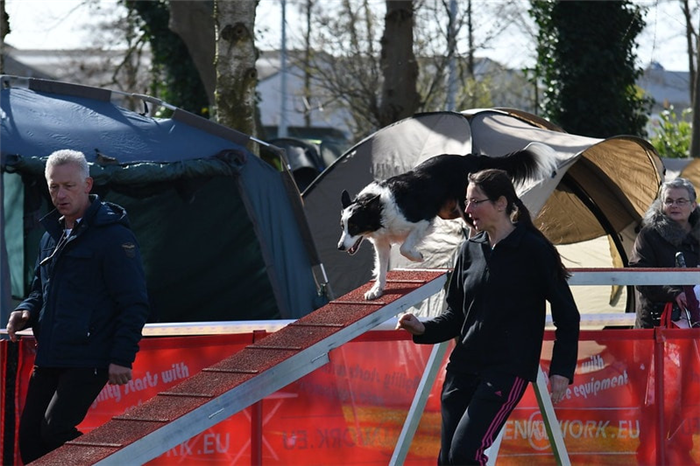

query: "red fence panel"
xmin=4 ymin=328 xmax=700 ymax=465
xmin=9 ymin=334 xmax=255 ymax=465
xmin=0 ymin=340 xmax=5 ymax=466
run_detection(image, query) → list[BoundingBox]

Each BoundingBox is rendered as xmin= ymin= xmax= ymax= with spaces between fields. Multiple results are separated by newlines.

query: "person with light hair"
xmin=6 ymin=149 xmax=150 ymax=463
xmin=631 ymin=177 xmax=700 ymax=328
xmin=629 ymin=176 xmax=699 ymax=465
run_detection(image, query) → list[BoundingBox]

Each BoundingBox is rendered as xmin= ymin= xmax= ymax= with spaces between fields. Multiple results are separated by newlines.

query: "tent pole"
xmin=559 ymin=173 xmax=635 ymax=314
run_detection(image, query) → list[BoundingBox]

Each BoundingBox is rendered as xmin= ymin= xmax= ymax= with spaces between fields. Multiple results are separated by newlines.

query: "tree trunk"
xmin=303 ymin=0 xmax=313 ymax=128
xmin=0 ymin=0 xmax=8 ymax=73
xmin=691 ymin=31 xmax=700 ymax=157
xmin=169 ymin=1 xmax=216 ymax=110
xmin=214 ymin=0 xmax=258 ymax=143
xmin=681 ymin=0 xmax=696 ymax=103
xmin=467 ymin=0 xmax=474 ymax=78
xmin=378 ymin=0 xmax=420 ymax=127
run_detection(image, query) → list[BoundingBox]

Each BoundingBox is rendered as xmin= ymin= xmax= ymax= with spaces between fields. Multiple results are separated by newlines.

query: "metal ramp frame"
xmin=31 ymin=269 xmax=448 ymax=466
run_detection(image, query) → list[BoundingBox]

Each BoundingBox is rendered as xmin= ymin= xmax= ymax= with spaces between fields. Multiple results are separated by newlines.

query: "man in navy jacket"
xmin=6 ymin=149 xmax=150 ymax=463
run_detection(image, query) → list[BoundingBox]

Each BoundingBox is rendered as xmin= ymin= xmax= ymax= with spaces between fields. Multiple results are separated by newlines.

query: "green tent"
xmin=1 ymin=76 xmax=328 ymax=325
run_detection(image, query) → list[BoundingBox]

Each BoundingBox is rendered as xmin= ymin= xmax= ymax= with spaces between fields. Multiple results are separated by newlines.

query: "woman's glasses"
xmin=663 ymin=198 xmax=691 ymax=207
xmin=465 ymin=198 xmax=491 ymax=207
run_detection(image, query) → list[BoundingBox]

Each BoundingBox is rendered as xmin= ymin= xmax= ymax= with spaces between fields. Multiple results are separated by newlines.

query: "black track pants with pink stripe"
xmin=438 ymin=370 xmax=528 ymax=466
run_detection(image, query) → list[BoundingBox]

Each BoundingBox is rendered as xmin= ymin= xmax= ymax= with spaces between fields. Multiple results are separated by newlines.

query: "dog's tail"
xmin=481 ymin=142 xmax=559 ymax=186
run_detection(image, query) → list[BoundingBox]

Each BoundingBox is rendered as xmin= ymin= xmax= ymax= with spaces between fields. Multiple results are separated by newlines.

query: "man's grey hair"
xmin=45 ymin=149 xmax=90 ymax=181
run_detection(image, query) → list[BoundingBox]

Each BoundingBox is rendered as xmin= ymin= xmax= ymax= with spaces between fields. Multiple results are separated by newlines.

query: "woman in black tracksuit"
xmin=397 ymin=168 xmax=580 ymax=466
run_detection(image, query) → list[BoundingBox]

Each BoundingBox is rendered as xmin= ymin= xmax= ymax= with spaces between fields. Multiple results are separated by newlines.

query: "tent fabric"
xmin=2 ymin=173 xmax=36 ymax=300
xmin=538 ymin=137 xmax=662 ymax=245
xmin=303 ymin=109 xmax=664 ymax=313
xmin=0 ymin=171 xmax=12 ymax=316
xmin=679 ymin=158 xmax=700 ymax=189
xmin=1 ymin=76 xmax=326 ymax=324
xmin=2 ymin=85 xmax=240 ymax=164
xmin=467 ymin=110 xmax=662 ymax=244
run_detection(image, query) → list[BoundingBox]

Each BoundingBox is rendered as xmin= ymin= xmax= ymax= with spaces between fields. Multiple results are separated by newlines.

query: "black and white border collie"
xmin=338 ymin=142 xmax=559 ymax=300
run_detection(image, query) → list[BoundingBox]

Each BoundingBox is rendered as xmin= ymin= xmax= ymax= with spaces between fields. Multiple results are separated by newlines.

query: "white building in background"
xmin=256 ymin=51 xmax=351 ymax=142
xmin=638 ymin=61 xmax=691 ymax=113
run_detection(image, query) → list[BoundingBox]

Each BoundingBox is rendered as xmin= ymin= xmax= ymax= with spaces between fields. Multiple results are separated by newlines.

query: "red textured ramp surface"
xmin=32 ymin=269 xmax=447 ymax=466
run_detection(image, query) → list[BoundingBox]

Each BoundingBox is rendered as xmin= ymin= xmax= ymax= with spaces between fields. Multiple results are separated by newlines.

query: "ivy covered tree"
xmin=124 ymin=0 xmax=209 ymax=117
xmin=531 ymin=0 xmax=651 ymax=138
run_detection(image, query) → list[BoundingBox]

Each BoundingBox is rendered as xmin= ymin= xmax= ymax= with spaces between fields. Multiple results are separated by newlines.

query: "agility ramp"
xmin=30 ymin=269 xmax=448 ymax=466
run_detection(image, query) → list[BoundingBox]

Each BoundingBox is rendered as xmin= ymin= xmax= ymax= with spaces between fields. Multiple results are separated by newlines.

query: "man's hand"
xmin=7 ymin=310 xmax=30 ymax=342
xmin=396 ymin=313 xmax=426 ymax=336
xmin=108 ymin=363 xmax=132 ymax=385
xmin=549 ymin=374 xmax=569 ymax=404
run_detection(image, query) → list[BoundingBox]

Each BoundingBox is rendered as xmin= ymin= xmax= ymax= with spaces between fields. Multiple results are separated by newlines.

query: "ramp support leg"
xmin=533 ymin=366 xmax=571 ymax=466
xmin=393 ymin=357 xmax=571 ymax=466
xmin=390 ymin=341 xmax=449 ymax=465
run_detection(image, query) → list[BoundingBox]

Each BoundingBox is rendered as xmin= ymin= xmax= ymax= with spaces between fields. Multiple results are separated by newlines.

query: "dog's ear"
xmin=364 ymin=194 xmax=381 ymax=207
xmin=341 ymin=190 xmax=352 ymax=208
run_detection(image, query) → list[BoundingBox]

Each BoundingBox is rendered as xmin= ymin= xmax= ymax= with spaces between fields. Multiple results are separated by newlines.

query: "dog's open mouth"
xmin=348 ymin=237 xmax=364 ymax=255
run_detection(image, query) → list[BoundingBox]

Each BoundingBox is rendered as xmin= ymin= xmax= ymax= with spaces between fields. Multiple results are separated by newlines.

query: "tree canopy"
xmin=531 ymin=0 xmax=651 ymax=138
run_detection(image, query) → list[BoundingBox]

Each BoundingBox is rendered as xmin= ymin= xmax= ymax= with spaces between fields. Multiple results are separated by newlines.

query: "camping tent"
xmin=265 ymin=137 xmax=345 ymax=192
xmin=674 ymin=157 xmax=700 ymax=187
xmin=302 ymin=109 xmax=664 ymax=315
xmin=1 ymin=75 xmax=328 ymax=325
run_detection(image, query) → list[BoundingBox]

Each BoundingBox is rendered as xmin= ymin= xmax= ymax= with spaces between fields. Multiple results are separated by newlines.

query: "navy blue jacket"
xmin=16 ymin=195 xmax=150 ymax=368
xmin=414 ymin=223 xmax=580 ymax=383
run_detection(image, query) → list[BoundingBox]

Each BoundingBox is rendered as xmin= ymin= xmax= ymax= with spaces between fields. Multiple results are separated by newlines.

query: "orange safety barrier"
xmin=4 ymin=269 xmax=449 ymax=465
xmin=3 ymin=327 xmax=700 ymax=465
xmin=3 ymin=266 xmax=700 ymax=465
xmin=1 ymin=336 xmax=7 ymax=463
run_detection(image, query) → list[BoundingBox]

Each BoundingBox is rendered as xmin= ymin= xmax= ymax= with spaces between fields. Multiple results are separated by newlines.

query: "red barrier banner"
xmin=498 ymin=329 xmax=700 ymax=466
xmin=11 ymin=335 xmax=255 ymax=466
xmin=205 ymin=335 xmax=443 ymax=466
xmin=7 ymin=329 xmax=700 ymax=465
xmin=0 ymin=340 xmax=6 ymax=466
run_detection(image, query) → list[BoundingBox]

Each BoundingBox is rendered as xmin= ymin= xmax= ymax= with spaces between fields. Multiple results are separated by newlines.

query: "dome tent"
xmin=302 ymin=109 xmax=663 ymax=315
xmin=0 ymin=75 xmax=328 ymax=325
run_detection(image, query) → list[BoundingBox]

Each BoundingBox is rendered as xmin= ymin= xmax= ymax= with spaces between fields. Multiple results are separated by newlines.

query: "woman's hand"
xmin=549 ymin=374 xmax=569 ymax=404
xmin=396 ymin=313 xmax=425 ymax=336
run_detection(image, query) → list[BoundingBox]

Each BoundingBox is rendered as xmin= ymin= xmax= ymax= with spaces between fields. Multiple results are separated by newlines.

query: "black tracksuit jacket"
xmin=413 ymin=222 xmax=580 ymax=383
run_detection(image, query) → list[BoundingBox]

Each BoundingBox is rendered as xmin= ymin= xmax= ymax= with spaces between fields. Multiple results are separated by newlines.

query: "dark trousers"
xmin=438 ymin=370 xmax=528 ymax=466
xmin=19 ymin=366 xmax=109 ymax=464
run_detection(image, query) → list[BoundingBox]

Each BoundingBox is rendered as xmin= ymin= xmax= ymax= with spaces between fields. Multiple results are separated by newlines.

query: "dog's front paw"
xmin=364 ymin=285 xmax=384 ymax=300
xmin=400 ymin=247 xmax=424 ymax=262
